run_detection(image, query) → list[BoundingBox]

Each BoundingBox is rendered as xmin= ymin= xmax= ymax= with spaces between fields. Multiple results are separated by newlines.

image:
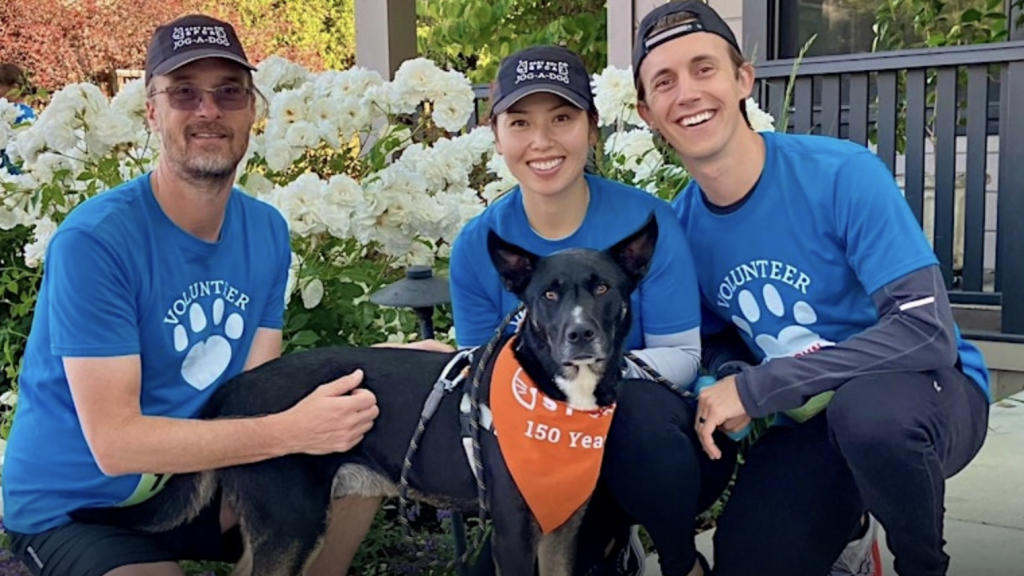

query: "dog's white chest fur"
xmin=555 ymin=365 xmax=601 ymax=411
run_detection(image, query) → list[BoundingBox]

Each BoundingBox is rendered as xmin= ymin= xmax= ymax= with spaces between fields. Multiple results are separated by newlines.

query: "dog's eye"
xmin=544 ymin=290 xmax=559 ymax=301
xmin=594 ymin=284 xmax=609 ymax=296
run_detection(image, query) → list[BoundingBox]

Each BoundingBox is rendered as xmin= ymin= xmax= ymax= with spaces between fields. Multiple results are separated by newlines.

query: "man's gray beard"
xmin=184 ymin=154 xmax=239 ymax=181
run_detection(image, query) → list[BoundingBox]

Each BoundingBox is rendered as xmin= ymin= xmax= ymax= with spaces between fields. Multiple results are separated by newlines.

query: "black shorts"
xmin=7 ymin=493 xmax=243 ymax=576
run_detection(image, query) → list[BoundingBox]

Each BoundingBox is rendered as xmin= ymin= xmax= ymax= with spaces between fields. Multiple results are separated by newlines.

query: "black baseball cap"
xmin=632 ymin=1 xmax=741 ymax=84
xmin=145 ymin=14 xmax=256 ymax=85
xmin=490 ymin=45 xmax=595 ymax=116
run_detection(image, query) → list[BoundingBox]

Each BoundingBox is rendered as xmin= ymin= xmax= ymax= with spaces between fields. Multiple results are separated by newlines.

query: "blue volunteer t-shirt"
xmin=450 ymin=173 xmax=701 ymax=350
xmin=674 ymin=131 xmax=990 ymax=397
xmin=2 ymin=173 xmax=291 ymax=533
xmin=0 ymin=103 xmax=34 ymax=174
xmin=14 ymin=103 xmax=35 ymax=124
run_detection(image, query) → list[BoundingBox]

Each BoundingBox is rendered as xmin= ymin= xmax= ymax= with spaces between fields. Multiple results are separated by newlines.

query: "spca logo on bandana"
xmin=172 ymin=25 xmax=231 ymax=51
xmin=515 ymin=59 xmax=570 ymax=85
xmin=511 ymin=367 xmax=568 ymax=413
xmin=510 ymin=367 xmax=611 ymax=419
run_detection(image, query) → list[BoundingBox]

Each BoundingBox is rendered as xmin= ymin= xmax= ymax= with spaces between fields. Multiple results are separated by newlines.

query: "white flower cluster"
xmin=0 ymin=80 xmax=157 ymax=260
xmin=256 ymin=63 xmax=387 ymax=172
xmin=10 ymin=82 xmax=151 ymax=169
xmin=364 ymin=58 xmax=476 ymax=131
xmin=605 ymin=129 xmax=662 ymax=182
xmin=591 ymin=66 xmax=643 ymax=128
xmin=254 ymin=55 xmax=311 ymax=94
xmin=261 ymin=127 xmax=493 ymax=263
xmin=245 ymin=56 xmax=491 ymax=265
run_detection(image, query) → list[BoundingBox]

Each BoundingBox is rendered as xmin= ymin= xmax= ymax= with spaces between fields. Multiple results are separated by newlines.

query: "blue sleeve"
xmin=835 ymin=152 xmax=938 ymax=295
xmin=450 ymin=226 xmax=505 ymax=347
xmin=48 ymin=229 xmax=140 ymax=357
xmin=260 ymin=212 xmax=290 ymax=330
xmin=638 ymin=206 xmax=702 ymax=336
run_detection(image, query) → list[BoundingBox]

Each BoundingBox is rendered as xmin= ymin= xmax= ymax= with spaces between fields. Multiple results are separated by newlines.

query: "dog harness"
xmin=489 ymin=338 xmax=616 ymax=534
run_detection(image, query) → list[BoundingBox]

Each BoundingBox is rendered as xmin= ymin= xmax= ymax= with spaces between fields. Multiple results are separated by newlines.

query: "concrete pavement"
xmin=645 ymin=391 xmax=1024 ymax=575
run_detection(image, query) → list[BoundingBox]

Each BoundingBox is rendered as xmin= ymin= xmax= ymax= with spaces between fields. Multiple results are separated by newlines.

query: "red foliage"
xmin=0 ymin=0 xmax=199 ymax=92
xmin=0 ymin=0 xmax=323 ymax=94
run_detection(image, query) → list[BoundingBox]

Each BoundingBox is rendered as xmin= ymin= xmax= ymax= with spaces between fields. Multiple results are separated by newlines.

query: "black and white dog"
xmin=82 ymin=216 xmax=658 ymax=576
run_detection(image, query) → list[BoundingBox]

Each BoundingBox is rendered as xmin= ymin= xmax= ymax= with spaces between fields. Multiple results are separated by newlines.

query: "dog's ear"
xmin=608 ymin=212 xmax=659 ymax=285
xmin=487 ymin=229 xmax=540 ymax=296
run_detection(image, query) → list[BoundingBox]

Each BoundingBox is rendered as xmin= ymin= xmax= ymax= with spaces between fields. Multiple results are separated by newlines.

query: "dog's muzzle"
xmin=555 ymin=319 xmax=608 ymax=367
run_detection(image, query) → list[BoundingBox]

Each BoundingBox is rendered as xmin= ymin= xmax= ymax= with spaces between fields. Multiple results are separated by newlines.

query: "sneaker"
xmin=590 ymin=525 xmax=646 ymax=576
xmin=829 ymin=514 xmax=883 ymax=576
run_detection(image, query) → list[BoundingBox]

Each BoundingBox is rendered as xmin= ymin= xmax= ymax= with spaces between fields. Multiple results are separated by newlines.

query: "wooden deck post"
xmin=354 ymin=0 xmax=417 ymax=80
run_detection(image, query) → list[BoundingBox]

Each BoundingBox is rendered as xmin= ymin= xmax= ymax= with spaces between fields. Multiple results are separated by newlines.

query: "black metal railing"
xmin=755 ymin=42 xmax=1024 ymax=336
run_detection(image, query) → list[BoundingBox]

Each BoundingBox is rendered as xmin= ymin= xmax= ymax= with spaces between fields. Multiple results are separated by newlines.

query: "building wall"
xmin=708 ymin=0 xmax=743 ymax=50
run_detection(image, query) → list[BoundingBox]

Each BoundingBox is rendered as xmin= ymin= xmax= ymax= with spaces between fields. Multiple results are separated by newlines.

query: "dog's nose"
xmin=565 ymin=323 xmax=596 ymax=344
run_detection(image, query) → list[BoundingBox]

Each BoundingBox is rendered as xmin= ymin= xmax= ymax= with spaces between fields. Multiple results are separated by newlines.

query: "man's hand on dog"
xmin=695 ymin=375 xmax=749 ymax=460
xmin=281 ymin=369 xmax=380 ymax=455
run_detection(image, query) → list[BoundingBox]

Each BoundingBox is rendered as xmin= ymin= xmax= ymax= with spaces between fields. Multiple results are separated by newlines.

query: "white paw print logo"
xmin=731 ymin=284 xmax=834 ymax=361
xmin=509 ymin=308 xmax=528 ymax=333
xmin=174 ymin=298 xmax=244 ymax=390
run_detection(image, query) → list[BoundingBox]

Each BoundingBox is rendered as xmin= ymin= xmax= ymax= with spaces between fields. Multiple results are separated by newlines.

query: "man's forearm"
xmin=92 ymin=411 xmax=298 ymax=476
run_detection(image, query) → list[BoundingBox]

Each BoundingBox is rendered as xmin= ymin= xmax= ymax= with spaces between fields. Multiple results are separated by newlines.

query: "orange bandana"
xmin=490 ymin=339 xmax=616 ymax=534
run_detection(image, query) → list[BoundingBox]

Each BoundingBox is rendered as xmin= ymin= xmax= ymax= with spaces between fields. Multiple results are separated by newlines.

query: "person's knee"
xmin=827 ymin=376 xmax=921 ymax=455
xmin=608 ymin=380 xmax=693 ymax=439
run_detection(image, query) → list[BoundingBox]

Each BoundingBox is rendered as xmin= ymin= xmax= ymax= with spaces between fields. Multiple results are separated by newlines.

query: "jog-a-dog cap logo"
xmin=145 ymin=14 xmax=256 ymax=84
xmin=490 ymin=45 xmax=595 ymax=116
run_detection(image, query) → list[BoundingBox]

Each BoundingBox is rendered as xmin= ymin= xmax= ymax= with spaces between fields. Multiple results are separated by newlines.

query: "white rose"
xmin=110 ymin=79 xmax=148 ymax=120
xmin=264 ymin=142 xmax=295 ymax=173
xmin=269 ymin=89 xmax=309 ymax=125
xmin=255 ymin=56 xmax=310 ymax=93
xmin=240 ymin=172 xmax=275 ymax=197
xmin=285 ymin=121 xmax=320 ymax=149
xmin=24 ymin=216 xmax=57 ymax=267
xmin=746 ymin=98 xmax=776 ymax=132
xmin=301 ymin=277 xmax=325 ymax=309
xmin=592 ymin=66 xmax=644 ymax=128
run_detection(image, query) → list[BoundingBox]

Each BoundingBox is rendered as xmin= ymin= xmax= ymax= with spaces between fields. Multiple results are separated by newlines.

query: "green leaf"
xmin=333 ymin=282 xmax=364 ymax=299
xmin=961 ymin=8 xmax=982 ymax=22
xmin=474 ymin=3 xmax=493 ymax=26
xmin=286 ymin=312 xmax=310 ymax=331
xmin=289 ymin=329 xmax=320 ymax=348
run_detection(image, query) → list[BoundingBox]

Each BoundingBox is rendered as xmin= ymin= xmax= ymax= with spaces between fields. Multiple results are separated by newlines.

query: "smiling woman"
xmin=449 ymin=44 xmax=734 ymax=576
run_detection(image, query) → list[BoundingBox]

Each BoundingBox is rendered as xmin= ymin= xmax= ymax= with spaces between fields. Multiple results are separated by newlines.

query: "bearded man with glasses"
xmin=0 ymin=14 xmax=409 ymax=576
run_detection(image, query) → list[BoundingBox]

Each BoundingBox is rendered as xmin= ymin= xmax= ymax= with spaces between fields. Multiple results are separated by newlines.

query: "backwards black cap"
xmin=632 ymin=1 xmax=741 ymax=84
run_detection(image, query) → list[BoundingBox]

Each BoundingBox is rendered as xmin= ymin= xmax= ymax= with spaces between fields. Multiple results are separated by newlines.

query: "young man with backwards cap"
xmin=631 ymin=2 xmax=990 ymax=575
xmin=0 ymin=14 xmax=406 ymax=576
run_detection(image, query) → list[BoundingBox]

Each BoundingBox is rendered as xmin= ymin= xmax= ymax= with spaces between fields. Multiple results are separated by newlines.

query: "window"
xmin=762 ymin=0 xmax=1010 ymax=60
xmin=775 ymin=0 xmax=877 ymax=59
